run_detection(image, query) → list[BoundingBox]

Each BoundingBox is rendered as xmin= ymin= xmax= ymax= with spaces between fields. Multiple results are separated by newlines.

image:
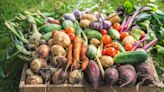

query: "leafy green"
xmin=123 ymin=0 xmax=134 ymax=14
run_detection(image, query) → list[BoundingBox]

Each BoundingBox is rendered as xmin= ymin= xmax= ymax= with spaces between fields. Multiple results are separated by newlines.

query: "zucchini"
xmin=39 ymin=24 xmax=61 ymax=33
xmin=62 ymin=20 xmax=74 ymax=29
xmin=87 ymin=45 xmax=97 ymax=59
xmin=42 ymin=32 xmax=52 ymax=41
xmin=84 ymin=29 xmax=102 ymax=40
xmin=114 ymin=50 xmax=148 ymax=64
xmin=113 ymin=40 xmax=125 ymax=52
xmin=108 ymin=28 xmax=120 ymax=40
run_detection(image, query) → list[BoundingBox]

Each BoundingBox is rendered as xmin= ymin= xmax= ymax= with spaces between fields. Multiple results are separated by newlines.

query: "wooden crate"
xmin=19 ymin=64 xmax=161 ymax=92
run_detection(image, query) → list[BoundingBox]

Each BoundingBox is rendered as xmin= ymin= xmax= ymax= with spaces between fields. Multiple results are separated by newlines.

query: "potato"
xmin=81 ymin=14 xmax=97 ymax=22
xmin=122 ymin=36 xmax=136 ymax=46
xmin=80 ymin=19 xmax=91 ymax=28
xmin=90 ymin=38 xmax=100 ymax=47
xmin=108 ymin=13 xmax=121 ymax=24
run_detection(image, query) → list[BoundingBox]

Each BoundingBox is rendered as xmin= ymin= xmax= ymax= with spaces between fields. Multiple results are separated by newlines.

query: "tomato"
xmin=111 ymin=42 xmax=119 ymax=50
xmin=65 ymin=26 xmax=75 ymax=34
xmin=120 ymin=32 xmax=129 ymax=39
xmin=125 ymin=44 xmax=133 ymax=51
xmin=102 ymin=49 xmax=107 ymax=55
xmin=140 ymin=31 xmax=145 ymax=39
xmin=100 ymin=29 xmax=108 ymax=35
xmin=106 ymin=47 xmax=118 ymax=57
xmin=68 ymin=33 xmax=75 ymax=40
xmin=102 ymin=35 xmax=112 ymax=45
xmin=104 ymin=44 xmax=111 ymax=48
xmin=52 ymin=20 xmax=61 ymax=24
xmin=113 ymin=23 xmax=121 ymax=32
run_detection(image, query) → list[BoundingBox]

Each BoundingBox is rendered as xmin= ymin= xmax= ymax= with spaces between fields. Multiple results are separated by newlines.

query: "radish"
xmin=117 ymin=64 xmax=137 ymax=87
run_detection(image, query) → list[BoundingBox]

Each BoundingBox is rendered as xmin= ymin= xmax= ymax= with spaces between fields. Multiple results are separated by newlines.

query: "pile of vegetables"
xmin=1 ymin=0 xmax=164 ymax=90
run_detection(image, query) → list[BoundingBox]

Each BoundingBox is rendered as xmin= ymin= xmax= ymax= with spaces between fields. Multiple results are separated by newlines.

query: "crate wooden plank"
xmin=19 ymin=64 xmax=161 ymax=92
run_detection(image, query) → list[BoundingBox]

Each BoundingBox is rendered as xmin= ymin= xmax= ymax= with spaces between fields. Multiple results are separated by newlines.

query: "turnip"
xmin=68 ymin=70 xmax=84 ymax=84
xmin=117 ymin=64 xmax=137 ymax=87
xmin=26 ymin=75 xmax=43 ymax=84
xmin=51 ymin=45 xmax=66 ymax=56
xmin=104 ymin=67 xmax=119 ymax=85
xmin=36 ymin=44 xmax=50 ymax=58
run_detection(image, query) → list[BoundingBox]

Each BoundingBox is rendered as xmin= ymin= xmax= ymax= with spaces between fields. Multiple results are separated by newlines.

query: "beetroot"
xmin=135 ymin=61 xmax=155 ymax=85
xmin=104 ymin=67 xmax=119 ymax=85
xmin=117 ymin=64 xmax=137 ymax=87
xmin=87 ymin=60 xmax=101 ymax=90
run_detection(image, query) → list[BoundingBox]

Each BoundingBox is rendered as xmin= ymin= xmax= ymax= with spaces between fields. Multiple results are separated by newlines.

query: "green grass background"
xmin=0 ymin=0 xmax=163 ymax=92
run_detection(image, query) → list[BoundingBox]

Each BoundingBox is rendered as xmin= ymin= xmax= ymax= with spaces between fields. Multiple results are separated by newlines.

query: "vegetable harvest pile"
xmin=1 ymin=0 xmax=164 ymax=90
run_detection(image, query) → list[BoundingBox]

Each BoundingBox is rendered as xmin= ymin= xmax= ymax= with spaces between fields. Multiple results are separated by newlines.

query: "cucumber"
xmin=42 ymin=32 xmax=52 ymax=41
xmin=39 ymin=24 xmax=61 ymax=33
xmin=84 ymin=29 xmax=102 ymax=40
xmin=113 ymin=40 xmax=126 ymax=52
xmin=114 ymin=50 xmax=148 ymax=64
xmin=87 ymin=45 xmax=97 ymax=59
xmin=108 ymin=28 xmax=120 ymax=40
xmin=62 ymin=20 xmax=74 ymax=29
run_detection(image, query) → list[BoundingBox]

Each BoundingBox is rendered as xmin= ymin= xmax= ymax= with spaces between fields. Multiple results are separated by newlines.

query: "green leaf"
xmin=132 ymin=29 xmax=141 ymax=40
xmin=0 ymin=67 xmax=5 ymax=78
xmin=123 ymin=0 xmax=134 ymax=14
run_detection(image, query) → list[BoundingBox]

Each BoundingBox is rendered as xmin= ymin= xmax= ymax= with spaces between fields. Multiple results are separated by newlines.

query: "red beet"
xmin=104 ymin=67 xmax=119 ymax=85
xmin=117 ymin=64 xmax=137 ymax=87
xmin=87 ymin=60 xmax=101 ymax=90
xmin=135 ymin=61 xmax=155 ymax=85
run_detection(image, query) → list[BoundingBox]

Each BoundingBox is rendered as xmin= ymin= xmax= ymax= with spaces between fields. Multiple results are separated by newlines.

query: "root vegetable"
xmin=117 ymin=64 xmax=137 ymax=87
xmin=26 ymin=75 xmax=43 ymax=84
xmin=48 ymin=39 xmax=54 ymax=47
xmin=104 ymin=67 xmax=119 ymax=85
xmin=90 ymin=38 xmax=100 ymax=47
xmin=81 ymin=14 xmax=97 ymax=22
xmin=30 ymin=58 xmax=47 ymax=72
xmin=122 ymin=36 xmax=136 ymax=46
xmin=71 ymin=36 xmax=83 ymax=70
xmin=52 ymin=31 xmax=71 ymax=48
xmin=80 ymin=19 xmax=91 ymax=28
xmin=108 ymin=13 xmax=121 ymax=24
xmin=26 ymin=69 xmax=34 ymax=76
xmin=99 ymin=55 xmax=114 ymax=68
xmin=68 ymin=70 xmax=84 ymax=84
xmin=87 ymin=60 xmax=101 ymax=89
xmin=36 ymin=44 xmax=50 ymax=58
xmin=52 ymin=68 xmax=68 ymax=84
xmin=51 ymin=56 xmax=67 ymax=69
xmin=51 ymin=45 xmax=66 ymax=56
xmin=63 ymin=13 xmax=76 ymax=22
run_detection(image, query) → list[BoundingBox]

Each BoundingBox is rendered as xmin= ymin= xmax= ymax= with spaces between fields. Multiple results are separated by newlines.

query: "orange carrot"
xmin=81 ymin=56 xmax=89 ymax=71
xmin=67 ymin=44 xmax=73 ymax=66
xmin=80 ymin=42 xmax=88 ymax=60
xmin=71 ymin=36 xmax=83 ymax=70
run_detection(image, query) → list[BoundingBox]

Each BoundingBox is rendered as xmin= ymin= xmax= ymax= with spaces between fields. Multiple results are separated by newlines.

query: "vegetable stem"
xmin=143 ymin=38 xmax=158 ymax=50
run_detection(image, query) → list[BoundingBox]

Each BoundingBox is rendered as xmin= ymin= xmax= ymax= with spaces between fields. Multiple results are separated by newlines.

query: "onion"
xmin=63 ymin=13 xmax=76 ymax=22
xmin=89 ymin=21 xmax=103 ymax=30
xmin=73 ymin=9 xmax=81 ymax=20
xmin=68 ymin=70 xmax=84 ymax=84
xmin=51 ymin=45 xmax=66 ymax=56
xmin=26 ymin=75 xmax=43 ymax=84
xmin=103 ymin=20 xmax=112 ymax=29
xmin=36 ymin=44 xmax=50 ymax=58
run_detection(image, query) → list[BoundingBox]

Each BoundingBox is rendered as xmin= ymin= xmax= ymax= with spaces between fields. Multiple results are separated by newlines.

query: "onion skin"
xmin=36 ymin=44 xmax=50 ymax=58
xmin=104 ymin=67 xmax=119 ymax=85
xmin=26 ymin=75 xmax=43 ymax=84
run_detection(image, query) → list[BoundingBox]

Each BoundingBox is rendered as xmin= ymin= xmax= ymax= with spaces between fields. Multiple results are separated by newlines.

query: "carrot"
xmin=67 ymin=44 xmax=73 ymax=66
xmin=80 ymin=42 xmax=88 ymax=60
xmin=81 ymin=56 xmax=89 ymax=71
xmin=71 ymin=36 xmax=83 ymax=70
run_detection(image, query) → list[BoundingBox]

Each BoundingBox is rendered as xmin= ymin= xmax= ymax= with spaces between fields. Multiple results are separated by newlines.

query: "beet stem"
xmin=143 ymin=38 xmax=158 ymax=50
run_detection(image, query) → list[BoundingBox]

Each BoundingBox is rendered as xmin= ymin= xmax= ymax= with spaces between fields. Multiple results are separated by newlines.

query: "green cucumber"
xmin=114 ymin=50 xmax=148 ymax=64
xmin=42 ymin=32 xmax=52 ymax=41
xmin=84 ymin=29 xmax=102 ymax=40
xmin=87 ymin=45 xmax=97 ymax=59
xmin=113 ymin=40 xmax=126 ymax=52
xmin=39 ymin=24 xmax=61 ymax=33
xmin=108 ymin=28 xmax=120 ymax=40
xmin=62 ymin=20 xmax=74 ymax=29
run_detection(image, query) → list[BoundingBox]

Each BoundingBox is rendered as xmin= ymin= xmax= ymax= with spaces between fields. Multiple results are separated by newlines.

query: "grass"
xmin=0 ymin=0 xmax=164 ymax=92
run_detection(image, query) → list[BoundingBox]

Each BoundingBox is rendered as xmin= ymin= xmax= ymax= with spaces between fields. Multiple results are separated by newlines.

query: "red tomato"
xmin=113 ymin=23 xmax=121 ymax=32
xmin=102 ymin=49 xmax=107 ymax=55
xmin=65 ymin=26 xmax=75 ymax=34
xmin=111 ymin=42 xmax=119 ymax=50
xmin=104 ymin=44 xmax=111 ymax=48
xmin=100 ymin=29 xmax=108 ymax=35
xmin=140 ymin=31 xmax=146 ymax=39
xmin=125 ymin=44 xmax=133 ymax=51
xmin=106 ymin=47 xmax=118 ymax=57
xmin=102 ymin=35 xmax=112 ymax=45
xmin=68 ymin=33 xmax=75 ymax=40
xmin=120 ymin=32 xmax=129 ymax=39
